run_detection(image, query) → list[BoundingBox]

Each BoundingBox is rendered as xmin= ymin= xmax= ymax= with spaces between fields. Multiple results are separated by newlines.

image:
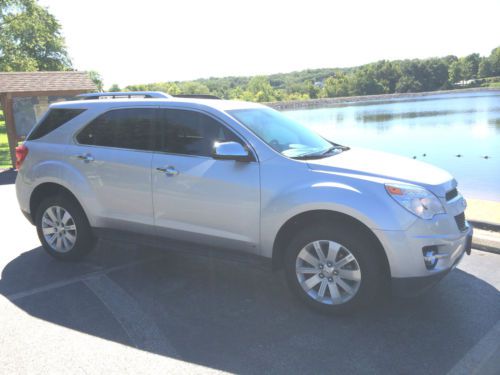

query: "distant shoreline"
xmin=266 ymin=87 xmax=500 ymax=111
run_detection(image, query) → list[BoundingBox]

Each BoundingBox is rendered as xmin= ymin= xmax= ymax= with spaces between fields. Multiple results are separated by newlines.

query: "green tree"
xmin=398 ymin=60 xmax=433 ymax=92
xmin=488 ymin=46 xmax=500 ymax=76
xmin=448 ymin=60 xmax=464 ymax=83
xmin=0 ymin=0 xmax=71 ymax=71
xmin=125 ymin=82 xmax=181 ymax=95
xmin=395 ymin=76 xmax=422 ymax=93
xmin=424 ymin=58 xmax=449 ymax=90
xmin=322 ymin=74 xmax=350 ymax=97
xmin=478 ymin=58 xmax=492 ymax=78
xmin=240 ymin=90 xmax=256 ymax=102
xmin=178 ymin=81 xmax=210 ymax=95
xmin=462 ymin=53 xmax=481 ymax=79
xmin=349 ymin=67 xmax=385 ymax=95
xmin=108 ymin=84 xmax=121 ymax=92
xmin=163 ymin=82 xmax=181 ymax=95
xmin=88 ymin=70 xmax=103 ymax=91
xmin=305 ymin=80 xmax=319 ymax=99
xmin=247 ymin=76 xmax=277 ymax=102
xmin=228 ymin=86 xmax=244 ymax=100
xmin=373 ymin=60 xmax=401 ymax=93
xmin=448 ymin=54 xmax=481 ymax=82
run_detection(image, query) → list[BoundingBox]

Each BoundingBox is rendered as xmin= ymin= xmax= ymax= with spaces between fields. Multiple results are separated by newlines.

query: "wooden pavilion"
xmin=0 ymin=71 xmax=96 ymax=167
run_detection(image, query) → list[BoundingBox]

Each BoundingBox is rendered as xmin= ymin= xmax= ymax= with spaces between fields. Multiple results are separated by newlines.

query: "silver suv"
xmin=15 ymin=92 xmax=473 ymax=313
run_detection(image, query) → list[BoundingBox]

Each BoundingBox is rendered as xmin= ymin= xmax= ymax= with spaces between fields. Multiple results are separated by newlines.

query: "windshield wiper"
xmin=327 ymin=143 xmax=350 ymax=152
xmin=292 ymin=154 xmax=326 ymax=160
xmin=320 ymin=146 xmax=339 ymax=155
xmin=293 ymin=145 xmax=347 ymax=160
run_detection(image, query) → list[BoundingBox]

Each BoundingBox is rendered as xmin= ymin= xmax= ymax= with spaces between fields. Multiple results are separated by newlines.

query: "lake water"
xmin=284 ymin=90 xmax=500 ymax=202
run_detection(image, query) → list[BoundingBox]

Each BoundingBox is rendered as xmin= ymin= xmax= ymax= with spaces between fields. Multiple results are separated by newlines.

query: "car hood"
xmin=307 ymin=147 xmax=455 ymax=197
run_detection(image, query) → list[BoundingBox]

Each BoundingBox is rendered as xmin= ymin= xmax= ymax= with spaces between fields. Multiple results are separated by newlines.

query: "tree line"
xmin=117 ymin=47 xmax=500 ymax=102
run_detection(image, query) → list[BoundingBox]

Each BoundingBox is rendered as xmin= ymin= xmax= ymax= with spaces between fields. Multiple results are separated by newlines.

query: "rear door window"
xmin=28 ymin=108 xmax=86 ymax=140
xmin=77 ymin=108 xmax=157 ymax=151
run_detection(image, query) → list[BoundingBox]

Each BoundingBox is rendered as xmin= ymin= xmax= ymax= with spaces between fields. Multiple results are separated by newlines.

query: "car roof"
xmin=49 ymin=97 xmax=266 ymax=112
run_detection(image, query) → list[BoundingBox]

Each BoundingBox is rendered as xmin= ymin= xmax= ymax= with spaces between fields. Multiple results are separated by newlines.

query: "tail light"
xmin=15 ymin=144 xmax=29 ymax=169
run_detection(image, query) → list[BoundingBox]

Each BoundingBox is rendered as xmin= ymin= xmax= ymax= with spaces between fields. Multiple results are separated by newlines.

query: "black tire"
xmin=284 ymin=222 xmax=386 ymax=314
xmin=35 ymin=194 xmax=96 ymax=260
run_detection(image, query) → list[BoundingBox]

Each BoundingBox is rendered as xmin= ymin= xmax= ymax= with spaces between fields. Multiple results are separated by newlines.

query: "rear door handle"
xmin=156 ymin=166 xmax=178 ymax=176
xmin=77 ymin=154 xmax=94 ymax=162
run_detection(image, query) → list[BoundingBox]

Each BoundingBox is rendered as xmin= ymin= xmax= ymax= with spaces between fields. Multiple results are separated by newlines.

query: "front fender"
xmin=260 ymin=179 xmax=416 ymax=258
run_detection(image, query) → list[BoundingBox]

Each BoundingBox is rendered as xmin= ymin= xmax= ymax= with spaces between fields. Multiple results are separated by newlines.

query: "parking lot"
xmin=1 ymin=173 xmax=499 ymax=375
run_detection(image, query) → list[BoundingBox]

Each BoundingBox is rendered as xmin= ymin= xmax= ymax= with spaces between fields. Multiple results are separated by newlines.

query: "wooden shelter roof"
xmin=0 ymin=71 xmax=96 ymax=94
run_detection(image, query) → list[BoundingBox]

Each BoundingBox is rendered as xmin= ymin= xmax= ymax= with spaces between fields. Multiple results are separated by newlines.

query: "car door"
xmin=68 ymin=107 xmax=157 ymax=234
xmin=152 ymin=107 xmax=260 ymax=253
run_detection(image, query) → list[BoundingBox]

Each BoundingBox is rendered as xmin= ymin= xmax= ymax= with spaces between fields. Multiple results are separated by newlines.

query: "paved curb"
xmin=470 ymin=220 xmax=500 ymax=233
xmin=472 ymin=240 xmax=500 ymax=255
xmin=471 ymin=223 xmax=500 ymax=255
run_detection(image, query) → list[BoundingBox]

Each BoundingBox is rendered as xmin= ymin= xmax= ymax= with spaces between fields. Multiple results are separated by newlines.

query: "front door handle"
xmin=77 ymin=154 xmax=94 ymax=162
xmin=157 ymin=166 xmax=179 ymax=176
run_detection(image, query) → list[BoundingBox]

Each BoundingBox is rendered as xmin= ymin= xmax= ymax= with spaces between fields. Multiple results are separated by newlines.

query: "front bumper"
xmin=391 ymin=230 xmax=471 ymax=296
xmin=373 ymin=212 xmax=473 ymax=295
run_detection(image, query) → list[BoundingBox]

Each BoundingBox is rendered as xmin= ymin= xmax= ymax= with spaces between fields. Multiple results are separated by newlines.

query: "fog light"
xmin=422 ymin=246 xmax=439 ymax=270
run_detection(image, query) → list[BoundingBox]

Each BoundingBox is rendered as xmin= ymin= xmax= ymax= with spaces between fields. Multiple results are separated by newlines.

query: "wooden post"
xmin=0 ymin=93 xmax=19 ymax=168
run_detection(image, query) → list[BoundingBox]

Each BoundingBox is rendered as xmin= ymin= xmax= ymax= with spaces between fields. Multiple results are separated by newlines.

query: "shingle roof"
xmin=0 ymin=71 xmax=97 ymax=94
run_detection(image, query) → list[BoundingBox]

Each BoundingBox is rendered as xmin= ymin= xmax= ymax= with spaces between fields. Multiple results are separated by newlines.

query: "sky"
xmin=39 ymin=0 xmax=500 ymax=88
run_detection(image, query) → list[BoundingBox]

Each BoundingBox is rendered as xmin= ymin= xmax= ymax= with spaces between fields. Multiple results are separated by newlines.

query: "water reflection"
xmin=488 ymin=117 xmax=500 ymax=128
xmin=322 ymin=91 xmax=500 ymax=109
xmin=284 ymin=90 xmax=500 ymax=201
xmin=358 ymin=108 xmax=500 ymax=123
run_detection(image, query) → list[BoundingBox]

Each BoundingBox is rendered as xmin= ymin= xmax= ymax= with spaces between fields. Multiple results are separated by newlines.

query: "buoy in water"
xmin=456 ymin=154 xmax=462 ymax=158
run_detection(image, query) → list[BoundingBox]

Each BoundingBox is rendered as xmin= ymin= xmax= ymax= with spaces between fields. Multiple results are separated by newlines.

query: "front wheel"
xmin=284 ymin=224 xmax=386 ymax=314
xmin=35 ymin=195 xmax=96 ymax=260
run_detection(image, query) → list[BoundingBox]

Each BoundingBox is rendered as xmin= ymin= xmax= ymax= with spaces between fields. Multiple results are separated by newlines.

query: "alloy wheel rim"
xmin=295 ymin=240 xmax=361 ymax=305
xmin=41 ymin=206 xmax=77 ymax=253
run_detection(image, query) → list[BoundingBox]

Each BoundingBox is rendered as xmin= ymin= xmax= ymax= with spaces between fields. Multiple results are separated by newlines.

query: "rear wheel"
xmin=284 ymin=223 xmax=385 ymax=314
xmin=35 ymin=195 xmax=95 ymax=260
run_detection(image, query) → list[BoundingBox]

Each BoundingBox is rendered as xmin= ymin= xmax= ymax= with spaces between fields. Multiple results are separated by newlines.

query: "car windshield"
xmin=228 ymin=108 xmax=339 ymax=158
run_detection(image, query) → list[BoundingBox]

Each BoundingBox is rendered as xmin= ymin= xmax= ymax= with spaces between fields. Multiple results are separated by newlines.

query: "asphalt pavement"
xmin=1 ymin=176 xmax=499 ymax=375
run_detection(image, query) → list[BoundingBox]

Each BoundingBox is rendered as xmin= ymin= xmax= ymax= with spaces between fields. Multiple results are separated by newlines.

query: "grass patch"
xmin=0 ymin=111 xmax=13 ymax=169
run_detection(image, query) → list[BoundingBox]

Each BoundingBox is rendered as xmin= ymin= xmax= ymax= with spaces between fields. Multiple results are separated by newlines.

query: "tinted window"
xmin=28 ymin=108 xmax=86 ymax=140
xmin=77 ymin=108 xmax=156 ymax=151
xmin=159 ymin=109 xmax=241 ymax=157
xmin=229 ymin=108 xmax=332 ymax=158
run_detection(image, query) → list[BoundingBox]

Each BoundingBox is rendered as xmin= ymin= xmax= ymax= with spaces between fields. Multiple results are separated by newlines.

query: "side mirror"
xmin=212 ymin=142 xmax=251 ymax=162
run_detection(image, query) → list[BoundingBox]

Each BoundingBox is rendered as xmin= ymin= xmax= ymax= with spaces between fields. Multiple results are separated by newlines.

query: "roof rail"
xmin=173 ymin=94 xmax=221 ymax=100
xmin=76 ymin=91 xmax=171 ymax=100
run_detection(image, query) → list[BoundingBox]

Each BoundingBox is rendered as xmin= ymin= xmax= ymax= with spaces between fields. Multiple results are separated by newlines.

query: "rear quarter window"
xmin=28 ymin=108 xmax=86 ymax=140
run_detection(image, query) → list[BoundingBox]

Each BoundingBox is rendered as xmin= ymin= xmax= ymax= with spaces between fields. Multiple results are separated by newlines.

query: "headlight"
xmin=385 ymin=183 xmax=445 ymax=220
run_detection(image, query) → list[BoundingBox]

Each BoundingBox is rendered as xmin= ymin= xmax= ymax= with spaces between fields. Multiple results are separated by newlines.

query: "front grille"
xmin=446 ymin=188 xmax=458 ymax=201
xmin=455 ymin=212 xmax=467 ymax=232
